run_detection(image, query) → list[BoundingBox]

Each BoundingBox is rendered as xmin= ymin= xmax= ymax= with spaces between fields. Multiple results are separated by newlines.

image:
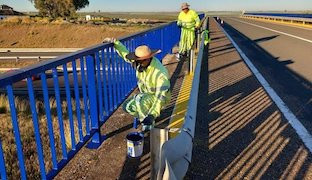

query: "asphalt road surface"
xmin=220 ymin=17 xmax=312 ymax=134
xmin=186 ymin=17 xmax=312 ymax=179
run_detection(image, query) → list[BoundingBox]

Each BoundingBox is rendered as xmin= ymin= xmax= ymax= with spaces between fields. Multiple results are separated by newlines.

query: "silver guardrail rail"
xmin=242 ymin=13 xmax=312 ymax=26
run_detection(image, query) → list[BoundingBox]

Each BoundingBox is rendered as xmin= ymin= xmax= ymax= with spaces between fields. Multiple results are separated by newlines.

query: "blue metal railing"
xmin=0 ymin=21 xmax=180 ymax=179
xmin=0 ymin=13 xmax=204 ymax=179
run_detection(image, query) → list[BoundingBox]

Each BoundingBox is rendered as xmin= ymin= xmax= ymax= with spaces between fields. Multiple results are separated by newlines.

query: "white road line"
xmin=215 ymin=18 xmax=312 ymax=154
xmin=230 ymin=18 xmax=312 ymax=44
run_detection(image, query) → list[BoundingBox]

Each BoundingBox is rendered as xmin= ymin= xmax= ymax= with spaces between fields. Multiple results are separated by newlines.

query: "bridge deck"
xmin=186 ymin=17 xmax=312 ymax=179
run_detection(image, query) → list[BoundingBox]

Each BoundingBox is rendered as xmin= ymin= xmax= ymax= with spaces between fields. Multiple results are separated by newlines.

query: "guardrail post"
xmin=86 ymin=55 xmax=104 ymax=149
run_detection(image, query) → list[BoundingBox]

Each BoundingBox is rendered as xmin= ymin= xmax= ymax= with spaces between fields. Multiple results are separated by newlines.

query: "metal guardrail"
xmin=244 ymin=13 xmax=312 ymax=19
xmin=156 ymin=16 xmax=208 ymax=180
xmin=242 ymin=13 xmax=312 ymax=24
xmin=0 ymin=20 xmax=181 ymax=179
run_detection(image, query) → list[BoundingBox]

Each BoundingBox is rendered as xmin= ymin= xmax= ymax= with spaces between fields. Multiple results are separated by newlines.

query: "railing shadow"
xmin=185 ymin=18 xmax=312 ymax=179
xmin=222 ymin=20 xmax=312 ymax=132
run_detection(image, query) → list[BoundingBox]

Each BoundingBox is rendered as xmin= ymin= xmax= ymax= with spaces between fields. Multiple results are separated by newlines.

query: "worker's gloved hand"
xmin=141 ymin=115 xmax=155 ymax=126
xmin=103 ymin=37 xmax=116 ymax=43
xmin=177 ymin=21 xmax=182 ymax=27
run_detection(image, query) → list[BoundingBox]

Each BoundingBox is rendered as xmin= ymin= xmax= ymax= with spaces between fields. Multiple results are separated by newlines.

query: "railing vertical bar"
xmin=80 ymin=57 xmax=90 ymax=135
xmin=119 ymin=54 xmax=125 ymax=100
xmin=115 ymin=49 xmax=121 ymax=104
xmin=111 ymin=48 xmax=117 ymax=108
xmin=128 ymin=40 xmax=133 ymax=89
xmin=52 ymin=68 xmax=68 ymax=159
xmin=26 ymin=77 xmax=47 ymax=179
xmin=131 ymin=39 xmax=137 ymax=88
xmin=0 ymin=139 xmax=7 ymax=180
xmin=107 ymin=47 xmax=114 ymax=112
xmin=72 ymin=61 xmax=83 ymax=142
xmin=125 ymin=41 xmax=131 ymax=93
xmin=95 ymin=52 xmax=104 ymax=122
xmin=101 ymin=49 xmax=109 ymax=118
xmin=6 ymin=85 xmax=27 ymax=179
xmin=63 ymin=64 xmax=76 ymax=151
xmin=86 ymin=55 xmax=101 ymax=144
xmin=40 ymin=73 xmax=58 ymax=170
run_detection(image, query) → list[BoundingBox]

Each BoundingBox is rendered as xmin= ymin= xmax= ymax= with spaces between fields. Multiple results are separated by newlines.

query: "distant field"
xmin=0 ymin=12 xmax=182 ymax=48
xmin=78 ymin=12 xmax=179 ymax=21
xmin=0 ymin=23 xmax=149 ymax=48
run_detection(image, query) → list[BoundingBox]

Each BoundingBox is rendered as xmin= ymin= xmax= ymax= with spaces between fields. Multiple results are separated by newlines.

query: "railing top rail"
xmin=0 ymin=21 xmax=178 ymax=88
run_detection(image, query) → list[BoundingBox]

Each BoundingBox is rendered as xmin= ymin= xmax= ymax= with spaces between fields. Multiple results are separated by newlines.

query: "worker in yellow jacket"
xmin=103 ymin=38 xmax=171 ymax=131
xmin=177 ymin=3 xmax=200 ymax=58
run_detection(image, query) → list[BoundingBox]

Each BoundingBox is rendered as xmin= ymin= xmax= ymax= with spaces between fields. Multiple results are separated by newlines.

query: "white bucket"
xmin=126 ymin=132 xmax=144 ymax=158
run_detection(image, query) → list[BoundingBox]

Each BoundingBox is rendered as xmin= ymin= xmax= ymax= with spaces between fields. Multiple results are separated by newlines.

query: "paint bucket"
xmin=126 ymin=132 xmax=144 ymax=158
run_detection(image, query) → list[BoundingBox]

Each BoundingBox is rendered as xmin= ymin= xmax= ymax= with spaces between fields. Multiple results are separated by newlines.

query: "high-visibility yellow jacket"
xmin=114 ymin=40 xmax=171 ymax=118
xmin=177 ymin=9 xmax=200 ymax=30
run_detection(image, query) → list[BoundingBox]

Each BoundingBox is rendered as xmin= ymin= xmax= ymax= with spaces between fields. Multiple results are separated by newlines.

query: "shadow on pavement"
xmin=186 ymin=18 xmax=312 ymax=179
xmin=222 ymin=20 xmax=312 ymax=132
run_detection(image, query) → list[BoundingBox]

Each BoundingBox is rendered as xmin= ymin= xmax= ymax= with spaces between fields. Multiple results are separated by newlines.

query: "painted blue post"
xmin=40 ymin=73 xmax=58 ymax=170
xmin=72 ymin=61 xmax=83 ymax=142
xmin=119 ymin=55 xmax=125 ymax=101
xmin=52 ymin=68 xmax=68 ymax=159
xmin=80 ymin=57 xmax=90 ymax=135
xmin=95 ymin=52 xmax=104 ymax=122
xmin=133 ymin=118 xmax=139 ymax=129
xmin=85 ymin=55 xmax=102 ymax=149
xmin=6 ymin=85 xmax=27 ymax=180
xmin=107 ymin=48 xmax=113 ymax=112
xmin=63 ymin=64 xmax=76 ymax=151
xmin=115 ymin=50 xmax=121 ymax=104
xmin=125 ymin=41 xmax=131 ymax=93
xmin=101 ymin=49 xmax=109 ymax=118
xmin=0 ymin=139 xmax=7 ymax=180
xmin=131 ymin=40 xmax=137 ymax=88
xmin=111 ymin=49 xmax=117 ymax=109
xmin=27 ymin=77 xmax=47 ymax=179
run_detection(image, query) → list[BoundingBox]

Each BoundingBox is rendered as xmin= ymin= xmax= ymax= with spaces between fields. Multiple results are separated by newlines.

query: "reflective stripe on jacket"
xmin=114 ymin=40 xmax=171 ymax=118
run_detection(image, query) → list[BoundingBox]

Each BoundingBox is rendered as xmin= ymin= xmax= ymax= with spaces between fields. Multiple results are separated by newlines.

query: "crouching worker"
xmin=103 ymin=38 xmax=171 ymax=132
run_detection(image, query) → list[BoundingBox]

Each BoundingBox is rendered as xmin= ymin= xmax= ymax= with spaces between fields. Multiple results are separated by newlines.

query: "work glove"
xmin=103 ymin=37 xmax=116 ymax=43
xmin=141 ymin=115 xmax=155 ymax=126
xmin=177 ymin=21 xmax=182 ymax=27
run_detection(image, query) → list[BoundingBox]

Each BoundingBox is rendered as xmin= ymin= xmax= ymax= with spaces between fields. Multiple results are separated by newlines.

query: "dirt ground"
xmin=0 ymin=23 xmax=149 ymax=48
xmin=54 ymin=53 xmax=188 ymax=180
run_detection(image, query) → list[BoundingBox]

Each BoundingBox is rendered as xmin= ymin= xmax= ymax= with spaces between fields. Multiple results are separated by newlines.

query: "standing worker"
xmin=103 ymin=38 xmax=171 ymax=132
xmin=177 ymin=2 xmax=200 ymax=59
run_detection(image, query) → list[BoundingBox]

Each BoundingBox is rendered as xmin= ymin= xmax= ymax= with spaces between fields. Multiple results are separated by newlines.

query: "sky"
xmin=1 ymin=0 xmax=312 ymax=12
